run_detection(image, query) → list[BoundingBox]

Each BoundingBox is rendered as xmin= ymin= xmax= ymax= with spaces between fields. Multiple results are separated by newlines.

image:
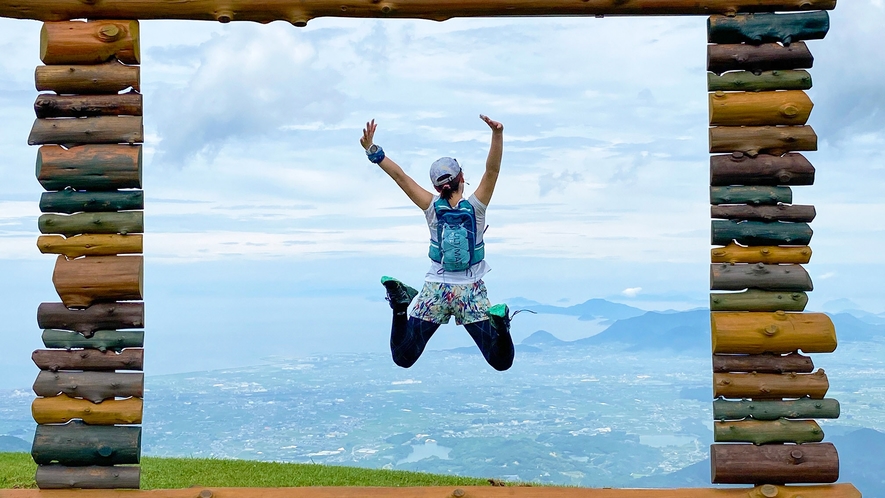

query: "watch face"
xmin=368 ymin=145 xmax=379 ymax=154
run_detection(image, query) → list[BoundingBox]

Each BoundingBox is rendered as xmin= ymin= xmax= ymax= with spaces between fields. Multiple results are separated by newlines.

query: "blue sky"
xmin=1 ymin=3 xmax=884 ymax=387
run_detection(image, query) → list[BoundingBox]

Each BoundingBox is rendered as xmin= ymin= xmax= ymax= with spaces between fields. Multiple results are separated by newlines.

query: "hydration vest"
xmin=428 ymin=197 xmax=485 ymax=272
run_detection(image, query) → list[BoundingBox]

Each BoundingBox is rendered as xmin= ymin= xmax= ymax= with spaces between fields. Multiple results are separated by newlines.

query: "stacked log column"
xmin=706 ymin=11 xmax=841 ymax=486
xmin=29 ymin=20 xmax=144 ymax=489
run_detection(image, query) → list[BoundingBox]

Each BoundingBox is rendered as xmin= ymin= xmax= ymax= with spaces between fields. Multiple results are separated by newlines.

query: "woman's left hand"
xmin=480 ymin=114 xmax=503 ymax=132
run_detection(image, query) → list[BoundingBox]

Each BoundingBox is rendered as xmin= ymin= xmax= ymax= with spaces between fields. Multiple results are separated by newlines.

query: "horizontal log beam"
xmin=713 ymin=398 xmax=841 ymax=421
xmin=41 ymin=21 xmax=140 ymax=65
xmin=710 ymin=125 xmax=817 ymax=156
xmin=53 ymin=255 xmax=143 ymax=308
xmin=36 ymin=61 xmax=140 ymax=95
xmin=35 ymin=92 xmax=142 ymax=118
xmin=710 ymin=290 xmax=808 ymax=312
xmin=708 ymin=70 xmax=813 ymax=92
xmin=708 ymin=11 xmax=830 ymax=45
xmin=37 ymin=302 xmax=144 ymax=336
xmin=32 ymin=421 xmax=141 ymax=466
xmin=37 ymin=144 xmax=142 ymax=191
xmin=32 ymin=348 xmax=144 ymax=371
xmin=712 ymin=205 xmax=816 ymax=223
xmin=39 ymin=211 xmax=144 ymax=236
xmin=711 ymin=220 xmax=813 ymax=246
xmin=32 ymin=394 xmax=143 ymax=425
xmin=709 ymin=90 xmax=813 ymax=126
xmin=711 ymin=443 xmax=838 ymax=484
xmin=36 ymin=465 xmax=140 ymax=490
xmin=713 ymin=369 xmax=829 ymax=399
xmin=42 ymin=329 xmax=144 ymax=352
xmin=714 ymin=419 xmax=823 ymax=444
xmin=711 ymin=153 xmax=815 ymax=187
xmin=711 ymin=311 xmax=836 ymax=354
xmin=38 ymin=234 xmax=143 ymax=258
xmin=40 ymin=190 xmax=143 ymax=214
xmin=711 ymin=244 xmax=812 ymax=265
xmin=33 ymin=371 xmax=144 ymax=402
xmin=711 ymin=263 xmax=813 ymax=291
xmin=710 ymin=186 xmax=792 ymax=205
xmin=713 ymin=352 xmax=814 ymax=374
xmin=708 ymin=42 xmax=813 ymax=75
xmin=29 ymin=116 xmax=144 ymax=145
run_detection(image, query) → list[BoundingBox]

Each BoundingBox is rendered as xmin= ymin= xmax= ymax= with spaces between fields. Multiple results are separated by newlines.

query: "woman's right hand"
xmin=360 ymin=119 xmax=377 ymax=150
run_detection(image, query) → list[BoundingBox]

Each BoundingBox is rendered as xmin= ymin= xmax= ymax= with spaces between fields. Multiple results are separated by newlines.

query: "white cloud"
xmin=621 ymin=287 xmax=642 ymax=298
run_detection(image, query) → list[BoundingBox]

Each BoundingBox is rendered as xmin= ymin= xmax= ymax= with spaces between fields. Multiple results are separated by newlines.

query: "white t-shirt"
xmin=422 ymin=194 xmax=491 ymax=284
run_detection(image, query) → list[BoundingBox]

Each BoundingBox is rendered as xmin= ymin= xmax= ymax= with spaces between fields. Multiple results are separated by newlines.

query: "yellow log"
xmin=711 ymin=243 xmax=811 ymax=264
xmin=714 ymin=369 xmax=829 ymax=399
xmin=41 ymin=20 xmax=139 ymax=65
xmin=709 ymin=90 xmax=813 ymax=126
xmin=711 ymin=311 xmax=836 ymax=354
xmin=38 ymin=234 xmax=143 ymax=258
xmin=31 ymin=394 xmax=142 ymax=425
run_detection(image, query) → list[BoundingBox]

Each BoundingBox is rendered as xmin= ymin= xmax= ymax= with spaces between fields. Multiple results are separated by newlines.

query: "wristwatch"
xmin=367 ymin=144 xmax=380 ymax=155
xmin=366 ymin=144 xmax=385 ymax=164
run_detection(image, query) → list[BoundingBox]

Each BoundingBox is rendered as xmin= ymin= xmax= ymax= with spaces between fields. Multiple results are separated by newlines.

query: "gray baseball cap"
xmin=430 ymin=157 xmax=462 ymax=187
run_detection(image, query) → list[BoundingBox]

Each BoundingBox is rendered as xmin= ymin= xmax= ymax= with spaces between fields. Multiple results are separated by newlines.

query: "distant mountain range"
xmin=504 ymin=298 xmax=646 ymax=322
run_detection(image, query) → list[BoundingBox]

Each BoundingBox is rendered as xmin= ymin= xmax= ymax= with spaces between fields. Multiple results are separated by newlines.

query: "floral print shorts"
xmin=409 ymin=280 xmax=491 ymax=325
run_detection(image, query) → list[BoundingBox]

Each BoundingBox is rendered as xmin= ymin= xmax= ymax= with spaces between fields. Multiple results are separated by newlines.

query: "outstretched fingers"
xmin=360 ymin=119 xmax=377 ymax=149
xmin=479 ymin=114 xmax=503 ymax=131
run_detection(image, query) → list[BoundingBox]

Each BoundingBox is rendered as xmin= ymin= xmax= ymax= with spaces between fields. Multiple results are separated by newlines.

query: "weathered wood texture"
xmin=37 ymin=144 xmax=142 ymax=191
xmin=40 ymin=190 xmax=143 ymax=214
xmin=711 ymin=442 xmax=839 ymax=484
xmin=711 ymin=244 xmax=812 ymax=265
xmin=708 ymin=70 xmax=813 ymax=92
xmin=37 ymin=302 xmax=144 ymax=336
xmin=35 ymin=465 xmax=140 ymax=490
xmin=713 ymin=398 xmax=841 ymax=421
xmin=713 ymin=352 xmax=813 ymax=373
xmin=710 ymin=125 xmax=817 ymax=156
xmin=32 ymin=394 xmax=142 ymax=425
xmin=29 ymin=116 xmax=144 ymax=145
xmin=38 ymin=234 xmax=143 ymax=258
xmin=32 ymin=421 xmax=141 ymax=466
xmin=709 ymin=90 xmax=813 ymax=126
xmin=711 ymin=311 xmax=836 ymax=354
xmin=708 ymin=11 xmax=830 ymax=45
xmin=41 ymin=21 xmax=140 ymax=65
xmin=714 ymin=419 xmax=824 ymax=444
xmin=33 ymin=371 xmax=144 ymax=402
xmin=39 ymin=211 xmax=144 ymax=236
xmin=36 ymin=61 xmax=140 ymax=94
xmin=712 ymin=220 xmax=812 ymax=246
xmin=711 ymin=263 xmax=813 ymax=291
xmin=712 ymin=205 xmax=816 ymax=223
xmin=42 ymin=329 xmax=145 ymax=352
xmin=53 ymin=255 xmax=143 ymax=308
xmin=35 ymin=93 xmax=142 ymax=118
xmin=708 ymin=42 xmax=813 ymax=75
xmin=710 ymin=153 xmax=815 ymax=186
xmin=32 ymin=349 xmax=144 ymax=372
xmin=713 ymin=369 xmax=829 ymax=399
xmin=711 ymin=290 xmax=808 ymax=312
xmin=710 ymin=186 xmax=792 ymax=205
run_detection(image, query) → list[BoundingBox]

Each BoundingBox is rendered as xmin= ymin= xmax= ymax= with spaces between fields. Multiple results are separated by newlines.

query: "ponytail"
xmin=437 ymin=172 xmax=463 ymax=200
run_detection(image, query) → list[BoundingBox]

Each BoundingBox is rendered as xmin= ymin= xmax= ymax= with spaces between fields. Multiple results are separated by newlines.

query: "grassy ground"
xmin=0 ymin=453 xmax=495 ymax=489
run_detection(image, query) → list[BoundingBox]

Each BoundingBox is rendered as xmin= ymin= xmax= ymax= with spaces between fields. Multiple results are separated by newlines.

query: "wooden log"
xmin=35 ymin=93 xmax=143 ymax=118
xmin=708 ymin=42 xmax=813 ymax=75
xmin=710 ymin=153 xmax=815 ymax=187
xmin=712 ymin=205 xmax=816 ymax=223
xmin=32 ymin=349 xmax=144 ymax=372
xmin=32 ymin=421 xmax=141 ymax=466
xmin=33 ymin=371 xmax=144 ymax=402
xmin=37 ymin=234 xmax=143 ymax=258
xmin=41 ymin=21 xmax=139 ymax=65
xmin=709 ymin=125 xmax=818 ymax=156
xmin=713 ymin=369 xmax=829 ymax=399
xmin=711 ymin=442 xmax=838 ymax=484
xmin=36 ymin=61 xmax=140 ymax=95
xmin=709 ymin=90 xmax=813 ymax=126
xmin=28 ymin=116 xmax=144 ymax=145
xmin=711 ymin=220 xmax=813 ymax=246
xmin=708 ymin=70 xmax=813 ymax=92
xmin=32 ymin=394 xmax=142 ymax=425
xmin=35 ymin=465 xmax=140 ymax=489
xmin=53 ymin=255 xmax=143 ymax=308
xmin=40 ymin=190 xmax=144 ymax=214
xmin=711 ymin=311 xmax=836 ymax=354
xmin=710 ymin=186 xmax=792 ymax=205
xmin=711 ymin=263 xmax=812 ymax=291
xmin=711 ymin=244 xmax=812 ymax=264
xmin=715 ymin=419 xmax=824 ymax=445
xmin=37 ymin=302 xmax=144 ymax=336
xmin=39 ymin=211 xmax=144 ymax=236
xmin=37 ymin=144 xmax=142 ymax=191
xmin=708 ymin=11 xmax=830 ymax=45
xmin=713 ymin=352 xmax=814 ymax=373
xmin=711 ymin=290 xmax=808 ymax=312
xmin=713 ymin=398 xmax=841 ymax=421
xmin=42 ymin=329 xmax=144 ymax=352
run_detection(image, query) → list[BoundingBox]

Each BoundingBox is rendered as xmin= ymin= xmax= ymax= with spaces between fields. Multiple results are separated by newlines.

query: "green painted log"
xmin=38 ymin=211 xmax=143 ymax=236
xmin=37 ymin=302 xmax=144 ymax=336
xmin=37 ymin=145 xmax=142 ymax=191
xmin=708 ymin=11 xmax=829 ymax=45
xmin=710 ymin=186 xmax=792 ymax=206
xmin=710 ymin=290 xmax=808 ymax=312
xmin=715 ymin=419 xmax=824 ymax=444
xmin=708 ymin=42 xmax=813 ymax=75
xmin=711 ymin=263 xmax=813 ymax=291
xmin=711 ymin=220 xmax=812 ymax=246
xmin=708 ymin=70 xmax=812 ymax=92
xmin=713 ymin=398 xmax=841 ymax=421
xmin=39 ymin=190 xmax=143 ymax=214
xmin=36 ymin=465 xmax=141 ymax=489
xmin=32 ymin=421 xmax=140 ymax=466
xmin=42 ymin=329 xmax=144 ymax=352
xmin=33 ymin=371 xmax=144 ymax=403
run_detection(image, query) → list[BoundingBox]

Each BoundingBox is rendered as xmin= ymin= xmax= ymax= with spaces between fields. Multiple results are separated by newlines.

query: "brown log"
xmin=710 ymin=125 xmax=817 ymax=156
xmin=711 ymin=263 xmax=813 ymax=292
xmin=37 ymin=144 xmax=142 ymax=191
xmin=33 ymin=371 xmax=144 ymax=402
xmin=713 ymin=352 xmax=814 ymax=374
xmin=708 ymin=41 xmax=813 ymax=75
xmin=711 ymin=443 xmax=839 ymax=484
xmin=711 ymin=244 xmax=811 ymax=264
xmin=710 ymin=152 xmax=814 ymax=186
xmin=41 ymin=21 xmax=139 ymax=65
xmin=36 ymin=61 xmax=140 ymax=95
xmin=37 ymin=302 xmax=144 ymax=335
xmin=52 ymin=255 xmax=143 ymax=308
xmin=32 ymin=394 xmax=142 ymax=425
xmin=29 ymin=116 xmax=144 ymax=145
xmin=35 ymin=93 xmax=142 ymax=118
xmin=32 ymin=348 xmax=144 ymax=371
xmin=713 ymin=369 xmax=829 ymax=399
xmin=711 ymin=311 xmax=836 ymax=354
xmin=35 ymin=465 xmax=140 ymax=489
xmin=712 ymin=205 xmax=816 ymax=223
xmin=38 ymin=234 xmax=143 ymax=258
xmin=709 ymin=90 xmax=813 ymax=126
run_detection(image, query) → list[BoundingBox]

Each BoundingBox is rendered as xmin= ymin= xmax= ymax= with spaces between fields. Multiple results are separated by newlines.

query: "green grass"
xmin=0 ymin=453 xmax=496 ymax=489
